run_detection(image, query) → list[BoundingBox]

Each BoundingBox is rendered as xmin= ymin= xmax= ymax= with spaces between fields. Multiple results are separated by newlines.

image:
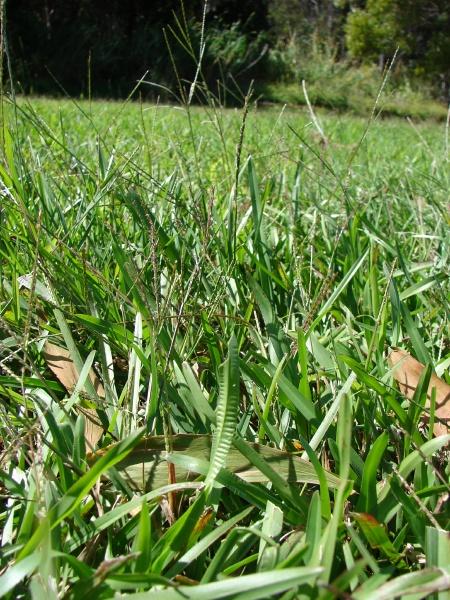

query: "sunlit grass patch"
xmin=0 ymin=95 xmax=449 ymax=598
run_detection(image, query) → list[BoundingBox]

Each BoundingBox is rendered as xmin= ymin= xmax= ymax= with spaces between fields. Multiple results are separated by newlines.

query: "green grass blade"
xmin=114 ymin=566 xmax=323 ymax=599
xmin=357 ymin=432 xmax=389 ymax=515
xmin=206 ymin=335 xmax=240 ymax=489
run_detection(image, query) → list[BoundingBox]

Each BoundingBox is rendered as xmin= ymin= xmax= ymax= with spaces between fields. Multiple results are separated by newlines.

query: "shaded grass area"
xmin=255 ymin=48 xmax=449 ymax=120
xmin=0 ymin=96 xmax=449 ymax=598
xmin=260 ymin=82 xmax=449 ymax=121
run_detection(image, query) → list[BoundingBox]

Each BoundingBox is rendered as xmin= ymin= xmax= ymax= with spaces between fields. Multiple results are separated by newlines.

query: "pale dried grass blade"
xmin=88 ymin=434 xmax=341 ymax=492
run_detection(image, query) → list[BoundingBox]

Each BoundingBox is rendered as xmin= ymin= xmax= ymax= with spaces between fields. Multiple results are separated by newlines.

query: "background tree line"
xmin=6 ymin=0 xmax=450 ymax=102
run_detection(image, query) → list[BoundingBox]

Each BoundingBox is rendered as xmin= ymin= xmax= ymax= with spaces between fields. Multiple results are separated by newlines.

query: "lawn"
xmin=0 ymin=95 xmax=449 ymax=599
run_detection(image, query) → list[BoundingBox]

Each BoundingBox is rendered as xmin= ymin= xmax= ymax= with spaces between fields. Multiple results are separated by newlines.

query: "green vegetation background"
xmin=0 ymin=91 xmax=449 ymax=597
xmin=7 ymin=0 xmax=450 ymax=118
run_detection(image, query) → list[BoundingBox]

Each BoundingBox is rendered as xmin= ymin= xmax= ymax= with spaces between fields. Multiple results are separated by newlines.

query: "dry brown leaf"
xmin=43 ymin=341 xmax=104 ymax=450
xmin=388 ymin=348 xmax=450 ymax=437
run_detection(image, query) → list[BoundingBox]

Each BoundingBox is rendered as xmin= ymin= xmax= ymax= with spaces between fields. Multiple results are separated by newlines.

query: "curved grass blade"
xmin=166 ymin=506 xmax=254 ymax=578
xmin=308 ymin=248 xmax=369 ymax=333
xmin=351 ymin=512 xmax=405 ymax=565
xmin=353 ymin=568 xmax=450 ymax=600
xmin=0 ymin=554 xmax=40 ymax=598
xmin=356 ymin=431 xmax=389 ymax=515
xmin=114 ymin=566 xmax=323 ymax=600
xmin=18 ymin=428 xmax=145 ymax=560
xmin=92 ymin=434 xmax=341 ymax=491
xmin=205 ymin=335 xmax=240 ymax=489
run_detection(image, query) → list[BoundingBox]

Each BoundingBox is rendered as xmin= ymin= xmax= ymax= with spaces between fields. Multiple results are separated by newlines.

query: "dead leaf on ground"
xmin=388 ymin=348 xmax=450 ymax=437
xmin=43 ymin=341 xmax=104 ymax=450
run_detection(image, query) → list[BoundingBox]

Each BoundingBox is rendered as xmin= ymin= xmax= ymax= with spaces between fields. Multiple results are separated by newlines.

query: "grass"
xmin=0 ymin=93 xmax=449 ymax=599
xmin=258 ymin=44 xmax=449 ymax=121
xmin=261 ymin=81 xmax=449 ymax=121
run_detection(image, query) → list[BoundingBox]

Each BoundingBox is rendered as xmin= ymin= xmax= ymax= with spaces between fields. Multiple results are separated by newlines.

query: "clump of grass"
xmin=0 ymin=89 xmax=449 ymax=599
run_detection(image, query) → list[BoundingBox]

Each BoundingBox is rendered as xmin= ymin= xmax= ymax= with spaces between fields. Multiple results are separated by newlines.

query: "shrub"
xmin=345 ymin=0 xmax=450 ymax=95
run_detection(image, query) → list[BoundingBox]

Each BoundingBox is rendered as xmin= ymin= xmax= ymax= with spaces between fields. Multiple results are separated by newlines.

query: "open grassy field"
xmin=0 ymin=96 xmax=449 ymax=598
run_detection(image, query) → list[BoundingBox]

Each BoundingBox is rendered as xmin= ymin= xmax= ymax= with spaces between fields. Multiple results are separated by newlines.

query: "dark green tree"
xmin=345 ymin=0 xmax=450 ymax=91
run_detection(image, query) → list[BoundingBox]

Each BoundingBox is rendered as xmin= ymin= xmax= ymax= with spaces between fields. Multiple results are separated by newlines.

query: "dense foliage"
xmin=345 ymin=0 xmax=450 ymax=92
xmin=0 ymin=93 xmax=449 ymax=597
xmin=6 ymin=0 xmax=450 ymax=100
